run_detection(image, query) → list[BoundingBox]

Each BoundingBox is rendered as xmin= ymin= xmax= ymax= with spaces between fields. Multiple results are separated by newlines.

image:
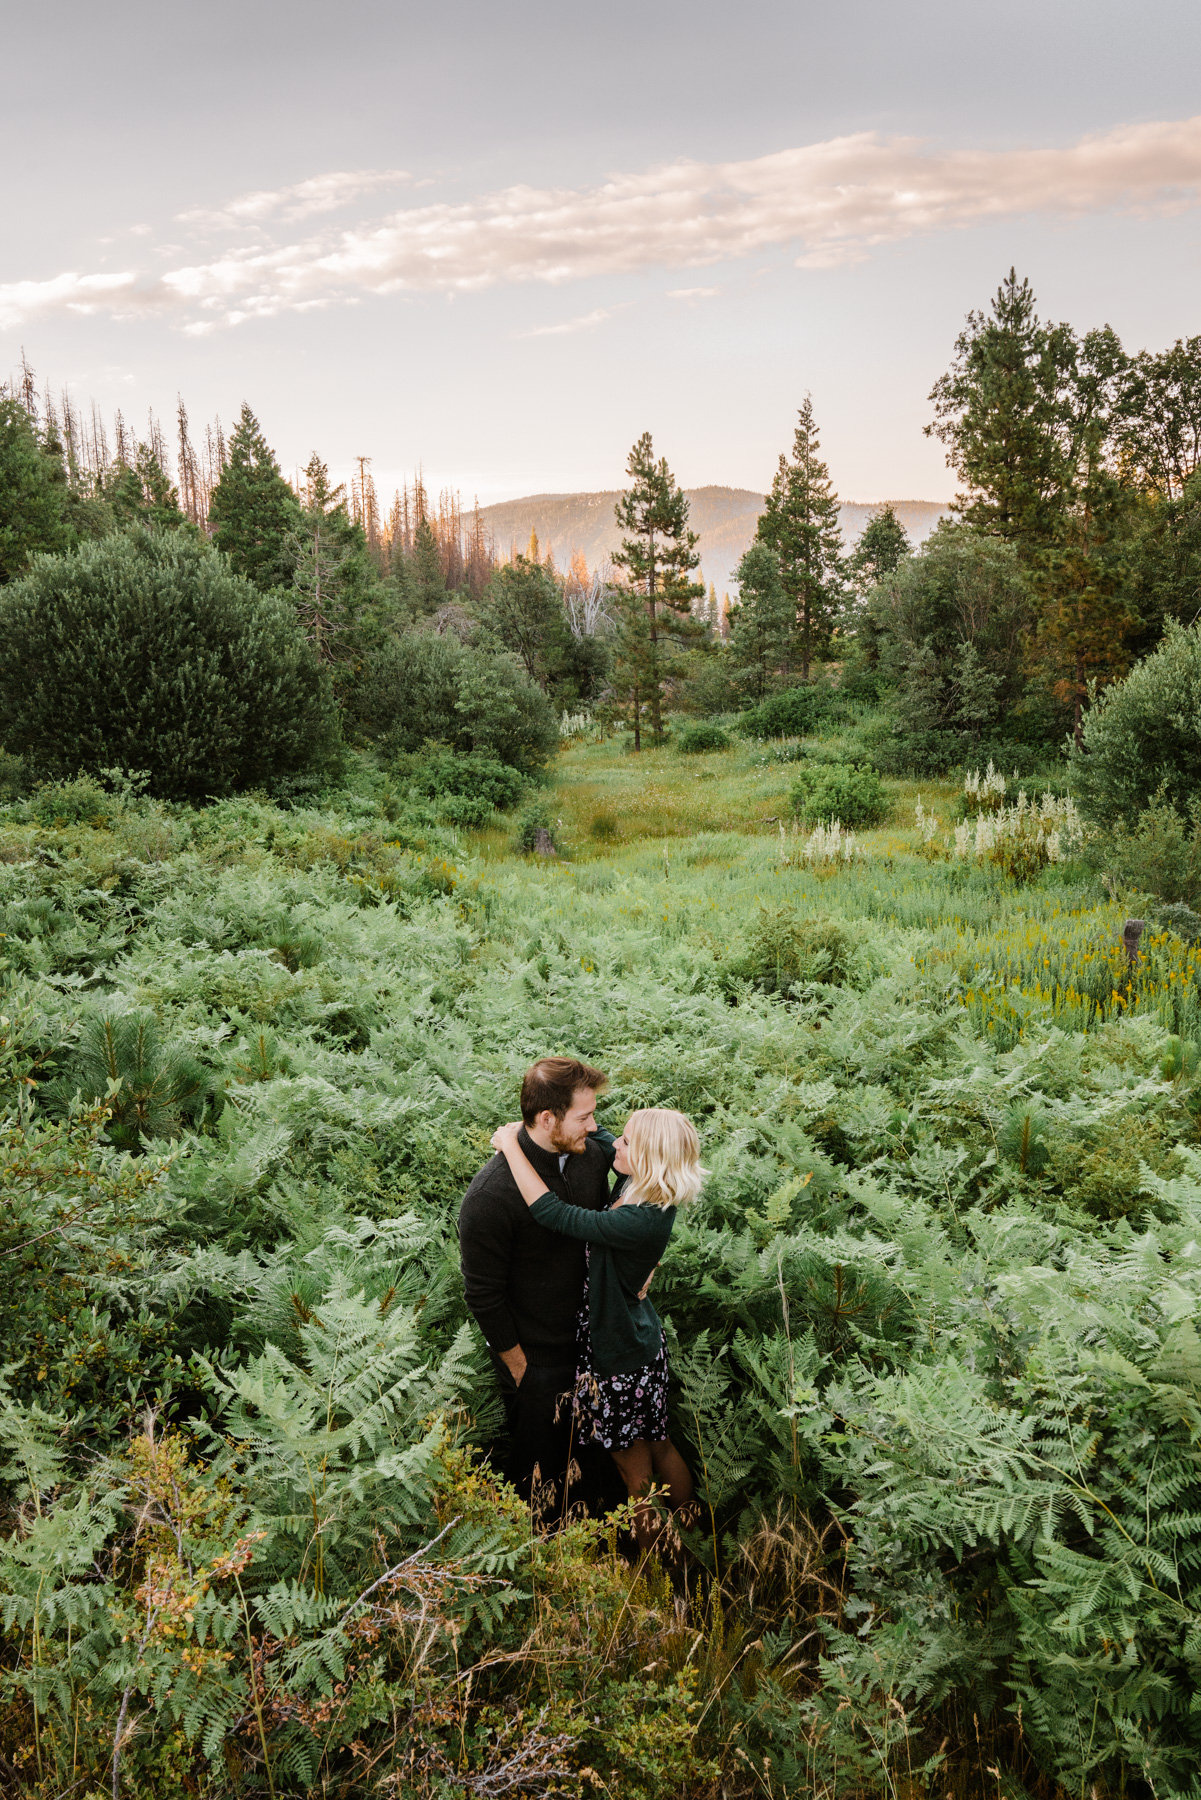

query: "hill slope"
xmin=478 ymin=487 xmax=950 ymax=595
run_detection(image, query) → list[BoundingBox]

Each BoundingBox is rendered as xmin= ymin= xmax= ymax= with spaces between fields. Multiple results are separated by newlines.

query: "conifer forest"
xmin=7 ymin=271 xmax=1201 ymax=1799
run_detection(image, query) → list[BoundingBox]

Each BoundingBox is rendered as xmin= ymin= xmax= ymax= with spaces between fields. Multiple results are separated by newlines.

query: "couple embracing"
xmin=458 ymin=1057 xmax=704 ymax=1546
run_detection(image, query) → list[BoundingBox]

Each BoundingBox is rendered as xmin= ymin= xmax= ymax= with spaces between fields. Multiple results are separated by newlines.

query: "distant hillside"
xmin=478 ymin=487 xmax=951 ymax=597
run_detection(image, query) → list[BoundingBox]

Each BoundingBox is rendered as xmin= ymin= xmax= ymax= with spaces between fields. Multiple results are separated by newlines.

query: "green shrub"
xmin=1074 ymin=620 xmax=1201 ymax=825
xmin=789 ymin=761 xmax=888 ymax=828
xmin=395 ymin=747 xmax=528 ymax=811
xmin=677 ymin=722 xmax=730 ymax=754
xmin=28 ymin=774 xmax=111 ymax=827
xmin=737 ymin=684 xmax=836 ymax=738
xmin=514 ymin=799 xmax=558 ymax=853
xmin=0 ymin=749 xmax=29 ymax=802
xmin=356 ymin=632 xmax=559 ymax=773
xmin=0 ymin=529 xmax=339 ymax=800
xmin=723 ymin=906 xmax=859 ymax=994
xmin=1094 ymin=795 xmax=1201 ymax=906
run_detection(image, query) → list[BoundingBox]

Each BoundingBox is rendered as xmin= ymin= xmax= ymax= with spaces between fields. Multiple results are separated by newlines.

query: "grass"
xmin=477 ymin=731 xmax=962 ymax=857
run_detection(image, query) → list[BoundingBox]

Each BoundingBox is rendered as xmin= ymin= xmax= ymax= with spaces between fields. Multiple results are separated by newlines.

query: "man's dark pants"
xmin=491 ymin=1355 xmax=625 ymax=1523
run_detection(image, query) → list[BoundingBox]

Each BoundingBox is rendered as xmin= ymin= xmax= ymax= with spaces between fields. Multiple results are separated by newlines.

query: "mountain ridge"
xmin=477 ymin=487 xmax=951 ymax=596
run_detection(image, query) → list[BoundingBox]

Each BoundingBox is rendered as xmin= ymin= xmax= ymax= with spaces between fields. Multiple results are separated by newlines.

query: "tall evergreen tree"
xmin=728 ymin=540 xmax=795 ymax=697
xmin=927 ymin=270 xmax=1126 ymax=557
xmin=399 ymin=517 xmax=447 ymax=619
xmin=105 ymin=437 xmax=184 ymax=531
xmin=288 ymin=455 xmax=379 ymax=684
xmin=755 ymin=397 xmax=845 ymax=680
xmin=611 ymin=432 xmax=705 ymax=746
xmin=0 ymin=396 xmax=71 ymax=582
xmin=208 ymin=403 xmax=300 ymax=590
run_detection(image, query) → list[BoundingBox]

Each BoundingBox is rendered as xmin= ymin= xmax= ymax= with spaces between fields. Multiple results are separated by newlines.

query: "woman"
xmin=490 ymin=1107 xmax=705 ymax=1551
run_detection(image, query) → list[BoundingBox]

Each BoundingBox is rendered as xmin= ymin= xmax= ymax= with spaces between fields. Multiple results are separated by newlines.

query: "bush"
xmin=514 ymin=799 xmax=559 ymax=854
xmin=356 ymin=632 xmax=559 ymax=773
xmin=1074 ymin=620 xmax=1201 ymax=826
xmin=789 ymin=762 xmax=888 ymax=828
xmin=724 ymin=907 xmax=859 ymax=995
xmin=0 ymin=529 xmax=339 ymax=801
xmin=737 ymin=684 xmax=837 ymax=739
xmin=28 ymin=774 xmax=111 ymax=828
xmin=395 ymin=747 xmax=528 ymax=811
xmin=1094 ymin=796 xmax=1201 ymax=907
xmin=677 ymin=722 xmax=730 ymax=754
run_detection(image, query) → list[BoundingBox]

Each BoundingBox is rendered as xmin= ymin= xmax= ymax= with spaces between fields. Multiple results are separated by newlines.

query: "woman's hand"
xmin=491 ymin=1121 xmax=523 ymax=1153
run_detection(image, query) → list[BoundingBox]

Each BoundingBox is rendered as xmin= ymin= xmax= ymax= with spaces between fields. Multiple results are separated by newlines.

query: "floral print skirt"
xmin=572 ymin=1294 xmax=670 ymax=1451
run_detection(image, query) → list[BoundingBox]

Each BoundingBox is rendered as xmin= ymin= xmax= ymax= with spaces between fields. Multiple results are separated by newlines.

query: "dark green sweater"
xmin=528 ymin=1185 xmax=676 ymax=1378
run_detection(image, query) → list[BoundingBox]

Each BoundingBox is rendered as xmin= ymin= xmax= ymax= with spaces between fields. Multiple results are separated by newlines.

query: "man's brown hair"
xmin=520 ymin=1056 xmax=607 ymax=1125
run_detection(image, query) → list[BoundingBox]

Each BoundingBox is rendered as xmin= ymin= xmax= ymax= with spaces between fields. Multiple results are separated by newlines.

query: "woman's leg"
xmin=610 ymin=1438 xmax=698 ymax=1550
xmin=649 ymin=1438 xmax=698 ymax=1526
xmin=608 ymin=1440 xmax=658 ymax=1550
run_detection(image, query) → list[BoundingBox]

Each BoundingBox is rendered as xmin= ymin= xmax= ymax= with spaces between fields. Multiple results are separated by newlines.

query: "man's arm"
xmin=458 ymin=1182 xmax=526 ymax=1383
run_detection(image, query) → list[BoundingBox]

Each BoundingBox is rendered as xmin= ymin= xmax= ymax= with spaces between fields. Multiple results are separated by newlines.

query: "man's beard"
xmin=548 ymin=1117 xmax=587 ymax=1155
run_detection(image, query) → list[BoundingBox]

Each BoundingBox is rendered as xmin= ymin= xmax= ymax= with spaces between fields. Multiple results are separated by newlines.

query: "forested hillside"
xmin=3 ymin=271 xmax=1201 ymax=1799
xmin=478 ymin=487 xmax=949 ymax=596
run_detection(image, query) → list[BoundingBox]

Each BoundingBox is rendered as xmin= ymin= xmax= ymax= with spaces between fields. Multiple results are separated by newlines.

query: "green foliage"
xmin=1094 ymin=794 xmax=1201 ymax=906
xmin=207 ymin=402 xmax=302 ymax=592
xmin=394 ymin=746 xmax=528 ymax=811
xmin=514 ymin=797 xmax=559 ymax=853
xmin=737 ymin=682 xmax=838 ymax=738
xmin=475 ymin=555 xmax=571 ymax=693
xmin=789 ymin=761 xmax=888 ymax=828
xmin=870 ymin=521 xmax=1033 ymax=739
xmin=728 ymin=539 xmax=796 ymax=698
xmin=610 ymin=432 xmax=706 ymax=746
xmin=0 ymin=528 xmax=340 ymax=799
xmin=0 ymin=395 xmax=71 ymax=581
xmin=755 ymin=396 xmax=846 ymax=679
xmin=722 ymin=906 xmax=861 ymax=994
xmin=1074 ymin=619 xmax=1201 ymax=825
xmin=676 ymin=721 xmax=730 ymax=753
xmin=849 ymin=503 xmax=911 ymax=592
xmin=357 ymin=629 xmax=560 ymax=772
xmin=8 ymin=743 xmax=1201 ymax=1795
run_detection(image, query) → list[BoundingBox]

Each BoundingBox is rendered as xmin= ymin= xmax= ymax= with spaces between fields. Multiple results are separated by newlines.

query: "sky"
xmin=4 ymin=0 xmax=1201 ymax=507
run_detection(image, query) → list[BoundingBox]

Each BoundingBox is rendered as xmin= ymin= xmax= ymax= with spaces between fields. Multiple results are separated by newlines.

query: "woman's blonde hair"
xmin=621 ymin=1108 xmax=707 ymax=1210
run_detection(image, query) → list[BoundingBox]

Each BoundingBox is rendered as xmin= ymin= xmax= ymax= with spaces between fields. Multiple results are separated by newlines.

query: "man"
xmin=458 ymin=1055 xmax=618 ymax=1520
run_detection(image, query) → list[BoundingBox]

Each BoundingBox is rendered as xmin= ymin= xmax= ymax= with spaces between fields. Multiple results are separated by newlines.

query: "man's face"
xmin=543 ymin=1088 xmax=598 ymax=1155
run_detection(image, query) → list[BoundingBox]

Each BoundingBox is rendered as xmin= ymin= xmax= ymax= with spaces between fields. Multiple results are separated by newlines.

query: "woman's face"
xmin=612 ymin=1119 xmax=633 ymax=1176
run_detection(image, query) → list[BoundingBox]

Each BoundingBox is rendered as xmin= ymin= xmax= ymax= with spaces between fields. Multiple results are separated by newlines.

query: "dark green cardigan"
xmin=527 ymin=1183 xmax=676 ymax=1378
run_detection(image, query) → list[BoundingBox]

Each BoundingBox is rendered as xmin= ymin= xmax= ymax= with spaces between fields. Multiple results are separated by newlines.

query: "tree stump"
xmin=1123 ymin=918 xmax=1144 ymax=965
xmin=533 ymin=827 xmax=556 ymax=858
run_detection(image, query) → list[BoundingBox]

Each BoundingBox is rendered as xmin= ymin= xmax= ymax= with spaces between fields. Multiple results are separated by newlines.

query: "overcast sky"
xmin=4 ymin=0 xmax=1201 ymax=506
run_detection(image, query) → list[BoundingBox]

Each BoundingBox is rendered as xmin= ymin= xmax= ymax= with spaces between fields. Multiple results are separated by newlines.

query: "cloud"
xmin=7 ymin=116 xmax=1201 ymax=332
xmin=668 ymin=286 xmax=720 ymax=298
xmin=177 ymin=168 xmax=411 ymax=229
xmin=518 ymin=307 xmax=617 ymax=337
xmin=0 ymin=271 xmax=136 ymax=331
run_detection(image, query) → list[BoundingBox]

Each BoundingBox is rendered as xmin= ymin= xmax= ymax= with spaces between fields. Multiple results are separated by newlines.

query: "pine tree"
xmin=289 ymin=455 xmax=378 ymax=680
xmin=0 ymin=396 xmax=71 ymax=581
xmin=927 ymin=270 xmax=1125 ymax=557
xmin=729 ymin=540 xmax=796 ymax=697
xmin=611 ymin=432 xmax=705 ymax=745
xmin=755 ymin=397 xmax=845 ymax=680
xmin=851 ymin=505 xmax=911 ymax=591
xmin=208 ymin=403 xmax=301 ymax=590
xmin=404 ymin=517 xmax=446 ymax=618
